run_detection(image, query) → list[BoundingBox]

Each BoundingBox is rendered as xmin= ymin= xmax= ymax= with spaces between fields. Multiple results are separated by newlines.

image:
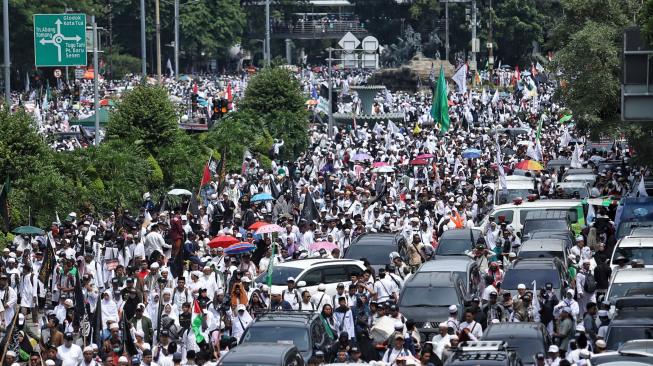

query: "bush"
xmin=106 ymin=52 xmax=142 ymax=79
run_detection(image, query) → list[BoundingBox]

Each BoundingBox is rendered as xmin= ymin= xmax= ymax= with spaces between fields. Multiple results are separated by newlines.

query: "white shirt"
xmin=459 ymin=320 xmax=483 ymax=340
xmin=57 ymin=343 xmax=83 ymax=366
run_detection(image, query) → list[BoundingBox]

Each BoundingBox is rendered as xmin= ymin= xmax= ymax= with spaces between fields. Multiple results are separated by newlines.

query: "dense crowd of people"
xmin=0 ymin=63 xmax=646 ymax=366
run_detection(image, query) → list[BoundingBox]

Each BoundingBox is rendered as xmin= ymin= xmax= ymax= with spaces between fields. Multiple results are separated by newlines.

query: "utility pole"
xmin=140 ymin=0 xmax=146 ymax=77
xmin=488 ymin=0 xmax=494 ymax=83
xmin=3 ymin=0 xmax=10 ymax=107
xmin=265 ymin=0 xmax=270 ymax=65
xmin=155 ymin=0 xmax=162 ymax=80
xmin=327 ymin=47 xmax=333 ymax=138
xmin=92 ymin=15 xmax=100 ymax=145
xmin=471 ymin=0 xmax=477 ymax=85
xmin=174 ymin=0 xmax=179 ymax=79
xmin=445 ymin=0 xmax=450 ymax=62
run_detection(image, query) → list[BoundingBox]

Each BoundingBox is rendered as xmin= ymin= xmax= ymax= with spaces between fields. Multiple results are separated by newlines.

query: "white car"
xmin=606 ymin=268 xmax=653 ymax=302
xmin=255 ymin=258 xmax=367 ymax=297
xmin=610 ymin=236 xmax=653 ymax=271
xmin=477 ymin=199 xmax=582 ymax=235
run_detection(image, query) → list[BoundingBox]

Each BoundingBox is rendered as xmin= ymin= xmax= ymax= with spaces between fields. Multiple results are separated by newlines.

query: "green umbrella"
xmin=558 ymin=115 xmax=573 ymax=124
xmin=12 ymin=225 xmax=45 ymax=235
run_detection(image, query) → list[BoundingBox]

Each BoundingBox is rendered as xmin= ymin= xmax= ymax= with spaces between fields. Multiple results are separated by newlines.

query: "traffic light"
xmin=73 ymin=84 xmax=80 ymax=102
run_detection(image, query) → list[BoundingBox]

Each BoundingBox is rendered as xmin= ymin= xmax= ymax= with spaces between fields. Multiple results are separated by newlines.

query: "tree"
xmin=643 ymin=0 xmax=653 ymax=45
xmin=239 ymin=67 xmax=308 ymax=161
xmin=551 ymin=0 xmax=653 ymax=165
xmin=493 ymin=0 xmax=546 ymax=65
xmin=107 ymin=85 xmax=179 ymax=150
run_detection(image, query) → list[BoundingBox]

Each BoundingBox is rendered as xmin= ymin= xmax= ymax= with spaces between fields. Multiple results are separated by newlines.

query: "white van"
xmin=493 ymin=176 xmax=537 ymax=205
xmin=610 ymin=235 xmax=653 ymax=271
xmin=478 ymin=199 xmax=584 ymax=235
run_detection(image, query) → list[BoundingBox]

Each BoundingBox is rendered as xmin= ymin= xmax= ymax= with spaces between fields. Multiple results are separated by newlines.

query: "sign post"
xmin=33 ymin=14 xmax=87 ymax=67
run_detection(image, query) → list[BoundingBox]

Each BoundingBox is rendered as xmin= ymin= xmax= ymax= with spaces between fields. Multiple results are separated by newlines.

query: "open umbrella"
xmin=410 ymin=159 xmax=428 ymax=166
xmin=415 ymin=153 xmax=434 ymax=159
xmin=12 ymin=226 xmax=45 ymax=236
xmin=310 ymin=241 xmax=338 ymax=252
xmin=462 ymin=148 xmax=482 ymax=159
xmin=208 ymin=235 xmax=239 ymax=249
xmin=559 ymin=115 xmax=573 ymax=124
xmin=372 ymin=161 xmax=390 ymax=168
xmin=248 ymin=221 xmax=270 ymax=230
xmin=224 ymin=242 xmax=256 ymax=255
xmin=372 ymin=166 xmax=395 ymax=173
xmin=352 ymin=153 xmax=372 ymax=161
xmin=251 ymin=193 xmax=274 ymax=202
xmin=515 ymin=160 xmax=544 ymax=171
xmin=501 ymin=147 xmax=517 ymax=156
xmin=167 ymin=188 xmax=192 ymax=196
xmin=256 ymin=224 xmax=284 ymax=234
xmin=179 ymin=75 xmax=192 ymax=81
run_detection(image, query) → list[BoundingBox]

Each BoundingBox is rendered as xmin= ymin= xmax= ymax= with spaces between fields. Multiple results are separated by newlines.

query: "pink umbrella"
xmin=310 ymin=241 xmax=338 ymax=251
xmin=255 ymin=223 xmax=285 ymax=234
xmin=372 ymin=161 xmax=390 ymax=168
xmin=416 ymin=153 xmax=434 ymax=159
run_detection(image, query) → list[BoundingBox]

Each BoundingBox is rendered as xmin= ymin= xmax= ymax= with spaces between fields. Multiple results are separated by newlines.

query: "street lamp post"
xmin=3 ymin=0 xmax=10 ymax=106
xmin=327 ymin=47 xmax=333 ymax=138
xmin=174 ymin=0 xmax=179 ymax=79
xmin=140 ymin=0 xmax=146 ymax=77
xmin=155 ymin=0 xmax=162 ymax=80
xmin=265 ymin=0 xmax=270 ymax=65
xmin=92 ymin=16 xmax=100 ymax=145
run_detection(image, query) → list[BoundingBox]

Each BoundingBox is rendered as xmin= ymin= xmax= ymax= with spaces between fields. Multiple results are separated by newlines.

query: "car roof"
xmin=556 ymin=182 xmax=589 ymax=188
xmin=271 ymin=258 xmax=364 ymax=269
xmin=407 ymin=271 xmax=460 ymax=286
xmin=617 ymin=237 xmax=653 ymax=248
xmin=254 ymin=311 xmax=319 ymax=324
xmin=524 ymin=210 xmax=568 ymax=220
xmin=630 ymin=228 xmax=653 ymax=236
xmin=351 ymin=232 xmax=400 ymax=245
xmin=220 ymin=343 xmax=296 ymax=363
xmin=612 ymin=268 xmax=653 ymax=283
xmin=492 ymin=199 xmax=580 ymax=210
xmin=529 ymin=230 xmax=573 ymax=238
xmin=483 ymin=322 xmax=545 ymax=339
xmin=565 ymin=168 xmax=595 ymax=175
xmin=440 ymin=228 xmax=480 ymax=238
xmin=520 ymin=239 xmax=566 ymax=251
xmin=419 ymin=258 xmax=474 ymax=272
xmin=510 ymin=258 xmax=559 ymax=269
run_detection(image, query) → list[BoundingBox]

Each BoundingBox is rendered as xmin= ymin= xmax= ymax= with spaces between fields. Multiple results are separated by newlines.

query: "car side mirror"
xmin=297 ymin=281 xmax=307 ymax=287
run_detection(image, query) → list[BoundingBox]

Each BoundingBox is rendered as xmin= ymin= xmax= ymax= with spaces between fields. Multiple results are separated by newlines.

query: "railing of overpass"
xmin=270 ymin=20 xmax=367 ymax=38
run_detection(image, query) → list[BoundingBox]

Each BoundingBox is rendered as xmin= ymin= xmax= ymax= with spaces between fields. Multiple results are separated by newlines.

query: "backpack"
xmin=583 ymin=272 xmax=597 ymax=293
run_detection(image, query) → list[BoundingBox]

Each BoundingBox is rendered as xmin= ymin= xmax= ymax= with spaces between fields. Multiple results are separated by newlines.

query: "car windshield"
xmin=255 ymin=267 xmax=303 ymax=286
xmin=242 ymin=325 xmax=310 ymax=352
xmin=346 ymin=244 xmax=393 ymax=264
xmin=496 ymin=189 xmax=535 ymax=205
xmin=606 ymin=326 xmax=653 ymax=350
xmin=608 ymin=282 xmax=653 ymax=300
xmin=613 ymin=247 xmax=653 ymax=265
xmin=436 ymin=238 xmax=473 ymax=256
xmin=617 ymin=221 xmax=653 ymax=239
xmin=487 ymin=338 xmax=544 ymax=363
xmin=519 ymin=209 xmax=578 ymax=225
xmin=399 ymin=287 xmax=459 ymax=307
xmin=502 ymin=269 xmax=561 ymax=289
xmin=518 ymin=250 xmax=563 ymax=260
xmin=523 ymin=220 xmax=568 ymax=236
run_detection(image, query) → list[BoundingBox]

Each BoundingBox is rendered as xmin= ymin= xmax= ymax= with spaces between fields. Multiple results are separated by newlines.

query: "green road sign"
xmin=34 ymin=14 xmax=87 ymax=67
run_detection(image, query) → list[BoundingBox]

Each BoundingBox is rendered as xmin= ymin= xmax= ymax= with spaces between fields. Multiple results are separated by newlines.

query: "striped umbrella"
xmin=256 ymin=223 xmax=285 ymax=234
xmin=224 ymin=242 xmax=256 ymax=255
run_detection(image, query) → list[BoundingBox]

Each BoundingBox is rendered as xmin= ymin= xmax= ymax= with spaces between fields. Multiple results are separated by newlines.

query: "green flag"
xmin=558 ymin=115 xmax=573 ymax=124
xmin=430 ymin=67 xmax=450 ymax=132
xmin=266 ymin=242 xmax=276 ymax=287
xmin=536 ymin=116 xmax=543 ymax=142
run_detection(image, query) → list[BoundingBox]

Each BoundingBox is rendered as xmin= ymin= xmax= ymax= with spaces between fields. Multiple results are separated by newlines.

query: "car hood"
xmin=400 ymin=305 xmax=451 ymax=324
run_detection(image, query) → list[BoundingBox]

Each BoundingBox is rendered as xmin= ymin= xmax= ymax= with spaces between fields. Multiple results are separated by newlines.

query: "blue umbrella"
xmin=251 ymin=193 xmax=274 ymax=202
xmin=462 ymin=148 xmax=482 ymax=159
xmin=225 ymin=242 xmax=256 ymax=255
xmin=352 ymin=153 xmax=372 ymax=161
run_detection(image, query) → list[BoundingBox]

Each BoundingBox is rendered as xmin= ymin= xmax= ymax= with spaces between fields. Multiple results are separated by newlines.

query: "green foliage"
xmin=644 ymin=0 xmax=653 ymax=45
xmin=552 ymin=0 xmax=653 ymax=166
xmin=105 ymin=52 xmax=142 ymax=79
xmin=0 ymin=231 xmax=13 ymax=252
xmin=107 ymin=85 xmax=179 ymax=150
xmin=0 ymin=109 xmax=51 ymax=180
xmin=493 ymin=0 xmax=546 ymax=65
xmin=206 ymin=111 xmax=259 ymax=172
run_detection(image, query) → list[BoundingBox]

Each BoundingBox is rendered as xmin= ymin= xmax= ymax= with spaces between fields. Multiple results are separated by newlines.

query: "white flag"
xmin=166 ymin=58 xmax=174 ymax=77
xmin=491 ymin=89 xmax=499 ymax=105
xmin=586 ymin=203 xmax=596 ymax=224
xmin=570 ymin=144 xmax=583 ymax=168
xmin=638 ymin=175 xmax=649 ymax=197
xmin=25 ymin=72 xmax=30 ymax=93
xmin=536 ymin=62 xmax=544 ymax=72
xmin=481 ymin=88 xmax=489 ymax=105
xmin=452 ymin=64 xmax=467 ymax=93
xmin=387 ymin=120 xmax=400 ymax=135
xmin=495 ymin=140 xmax=507 ymax=193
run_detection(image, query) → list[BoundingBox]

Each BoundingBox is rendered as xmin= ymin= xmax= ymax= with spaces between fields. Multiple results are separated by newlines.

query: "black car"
xmin=445 ymin=341 xmax=523 ymax=366
xmin=521 ymin=211 xmax=570 ymax=239
xmin=398 ymin=270 xmax=467 ymax=340
xmin=344 ymin=232 xmax=406 ymax=271
xmin=240 ymin=311 xmax=335 ymax=361
xmin=482 ymin=322 xmax=550 ymax=365
xmin=605 ymin=297 xmax=653 ymax=351
xmin=218 ymin=343 xmax=304 ymax=366
xmin=502 ymin=258 xmax=569 ymax=299
xmin=435 ymin=229 xmax=481 ymax=257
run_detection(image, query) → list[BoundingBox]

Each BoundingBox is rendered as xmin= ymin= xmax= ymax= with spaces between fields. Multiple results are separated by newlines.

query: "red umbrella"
xmin=248 ymin=221 xmax=269 ymax=230
xmin=416 ymin=153 xmax=434 ymax=159
xmin=410 ymin=159 xmax=428 ymax=166
xmin=208 ymin=235 xmax=239 ymax=248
